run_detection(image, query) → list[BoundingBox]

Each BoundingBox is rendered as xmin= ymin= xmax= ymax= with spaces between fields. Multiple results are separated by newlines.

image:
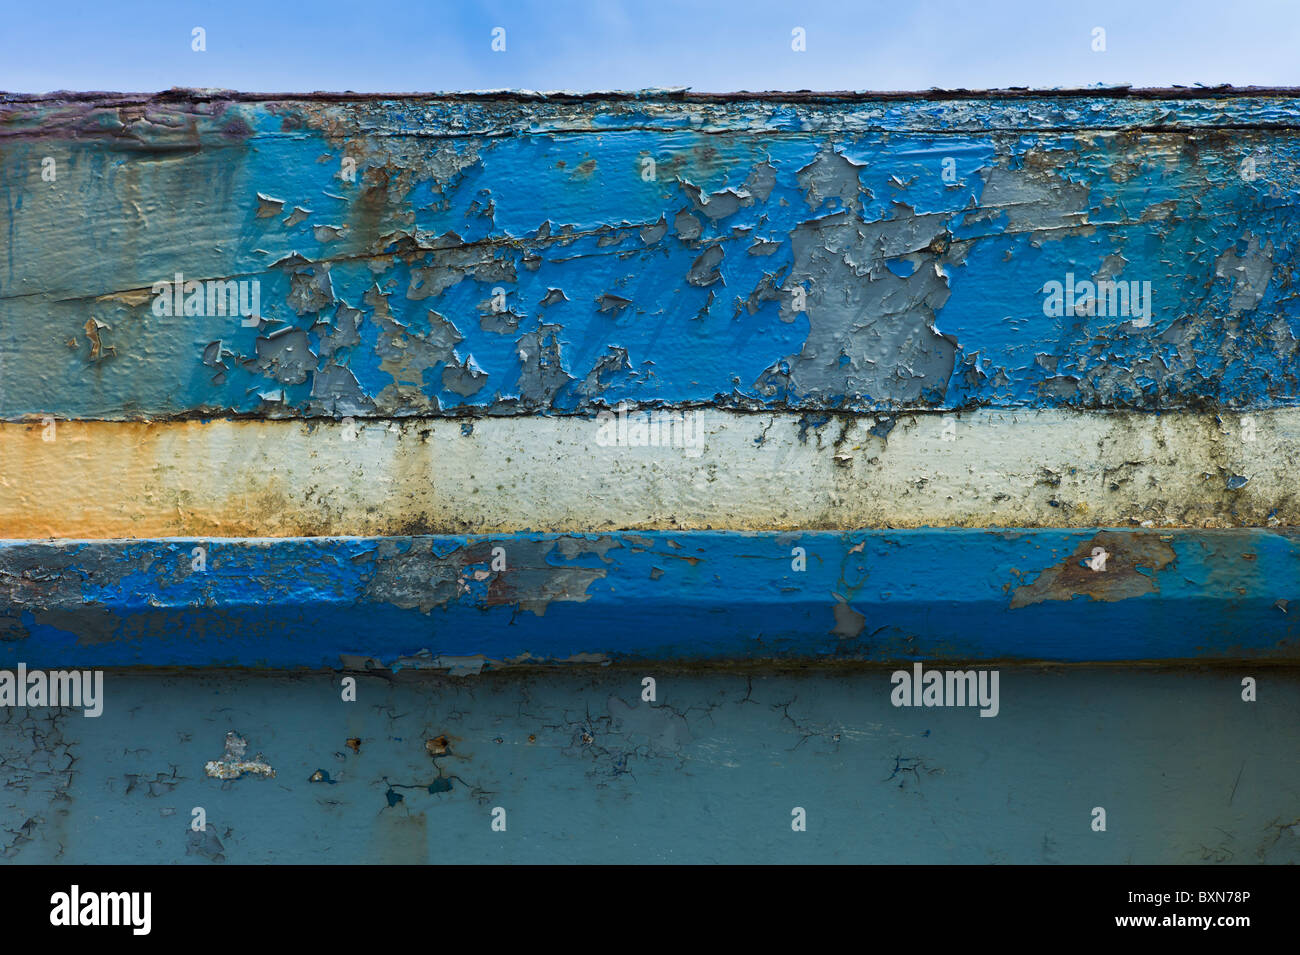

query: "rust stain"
xmin=82 ymin=319 xmax=115 ymax=361
xmin=1009 ymin=531 xmax=1177 ymax=609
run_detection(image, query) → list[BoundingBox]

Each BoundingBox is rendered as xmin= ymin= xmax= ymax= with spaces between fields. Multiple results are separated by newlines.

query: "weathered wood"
xmin=1 ymin=530 xmax=1295 ymax=667
xmin=0 ymin=410 xmax=1294 ymax=537
xmin=2 ymin=90 xmax=1298 ymax=418
xmin=1 ymin=667 xmax=1296 ymax=863
xmin=2 ymin=90 xmax=1297 ymax=664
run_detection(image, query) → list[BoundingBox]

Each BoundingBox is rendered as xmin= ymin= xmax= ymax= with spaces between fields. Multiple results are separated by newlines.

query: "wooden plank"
xmin=2 ymin=91 xmax=1298 ymax=419
xmin=0 ymin=410 xmax=1294 ymax=537
xmin=1 ymin=529 xmax=1296 ymax=667
xmin=2 ymin=666 xmax=1297 ymax=863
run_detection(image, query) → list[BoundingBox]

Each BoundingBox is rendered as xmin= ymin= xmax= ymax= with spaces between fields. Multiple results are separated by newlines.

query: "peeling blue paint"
xmin=0 ymin=529 xmax=1296 ymax=667
xmin=2 ymin=91 xmax=1299 ymax=418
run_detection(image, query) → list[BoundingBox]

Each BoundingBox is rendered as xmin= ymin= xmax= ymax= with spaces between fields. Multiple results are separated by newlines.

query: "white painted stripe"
xmin=0 ymin=409 xmax=1292 ymax=537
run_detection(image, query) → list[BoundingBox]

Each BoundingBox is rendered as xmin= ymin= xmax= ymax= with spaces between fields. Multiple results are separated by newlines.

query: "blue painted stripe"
xmin=1 ymin=529 xmax=1296 ymax=667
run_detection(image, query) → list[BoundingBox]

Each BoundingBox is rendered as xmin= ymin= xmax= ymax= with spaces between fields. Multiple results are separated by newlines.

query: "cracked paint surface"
xmin=0 ymin=667 xmax=1297 ymax=863
xmin=0 ymin=707 xmax=73 ymax=859
xmin=3 ymin=90 xmax=1300 ymax=419
xmin=0 ymin=529 xmax=1297 ymax=667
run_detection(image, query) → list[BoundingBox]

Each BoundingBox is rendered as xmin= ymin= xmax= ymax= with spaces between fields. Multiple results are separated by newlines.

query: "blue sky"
xmin=2 ymin=0 xmax=1299 ymax=92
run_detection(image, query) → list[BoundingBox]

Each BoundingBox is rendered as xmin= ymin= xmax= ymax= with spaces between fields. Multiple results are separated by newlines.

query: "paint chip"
xmin=255 ymin=193 xmax=285 ymax=218
xmin=204 ymin=731 xmax=275 ymax=780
